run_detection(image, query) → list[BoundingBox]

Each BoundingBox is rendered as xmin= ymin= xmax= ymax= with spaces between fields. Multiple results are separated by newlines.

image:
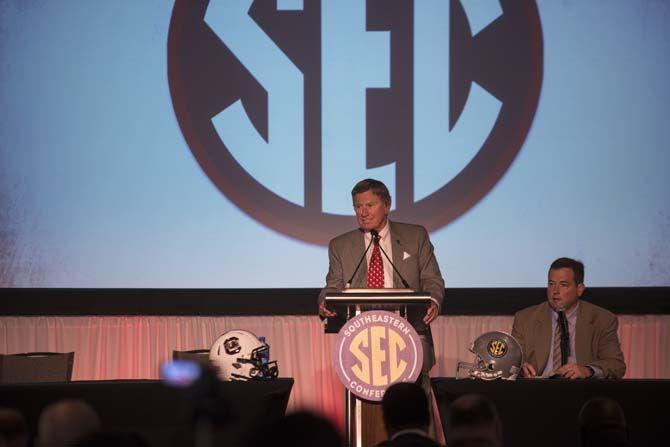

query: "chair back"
xmin=0 ymin=352 xmax=74 ymax=383
xmin=172 ymin=349 xmax=212 ymax=368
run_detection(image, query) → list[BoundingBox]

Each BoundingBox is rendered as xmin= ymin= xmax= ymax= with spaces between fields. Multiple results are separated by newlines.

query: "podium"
xmin=324 ymin=289 xmax=432 ymax=447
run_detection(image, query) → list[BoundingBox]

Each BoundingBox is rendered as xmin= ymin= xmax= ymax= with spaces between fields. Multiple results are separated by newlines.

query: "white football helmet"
xmin=209 ymin=330 xmax=278 ymax=381
xmin=464 ymin=331 xmax=523 ymax=380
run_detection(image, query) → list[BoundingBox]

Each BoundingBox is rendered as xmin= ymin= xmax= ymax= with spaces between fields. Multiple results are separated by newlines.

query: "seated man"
xmin=377 ymin=382 xmax=441 ymax=447
xmin=512 ymin=257 xmax=626 ymax=379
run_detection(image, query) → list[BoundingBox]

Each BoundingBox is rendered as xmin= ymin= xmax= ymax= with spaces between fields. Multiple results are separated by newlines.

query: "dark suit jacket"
xmin=318 ymin=221 xmax=445 ymax=368
xmin=511 ymin=300 xmax=626 ymax=378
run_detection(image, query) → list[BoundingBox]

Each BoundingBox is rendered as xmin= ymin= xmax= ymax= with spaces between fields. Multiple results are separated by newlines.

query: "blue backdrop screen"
xmin=1 ymin=1 xmax=668 ymax=288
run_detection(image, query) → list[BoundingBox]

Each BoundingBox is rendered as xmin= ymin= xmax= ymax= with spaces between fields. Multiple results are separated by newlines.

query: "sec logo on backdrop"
xmin=168 ymin=0 xmax=543 ymax=245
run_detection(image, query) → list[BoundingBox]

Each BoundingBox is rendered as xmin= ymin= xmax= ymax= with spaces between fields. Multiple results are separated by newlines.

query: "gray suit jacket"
xmin=511 ymin=300 xmax=626 ymax=379
xmin=318 ymin=221 xmax=445 ymax=306
xmin=318 ymin=221 xmax=445 ymax=369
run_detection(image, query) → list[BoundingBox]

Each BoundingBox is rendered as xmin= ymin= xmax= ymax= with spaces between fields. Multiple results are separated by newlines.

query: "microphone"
xmin=345 ymin=232 xmax=375 ymax=288
xmin=372 ymin=230 xmax=411 ymax=289
xmin=557 ymin=310 xmax=570 ymax=365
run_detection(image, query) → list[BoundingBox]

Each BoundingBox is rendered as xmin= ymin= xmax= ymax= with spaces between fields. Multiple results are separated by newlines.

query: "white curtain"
xmin=2 ymin=315 xmax=669 ymax=427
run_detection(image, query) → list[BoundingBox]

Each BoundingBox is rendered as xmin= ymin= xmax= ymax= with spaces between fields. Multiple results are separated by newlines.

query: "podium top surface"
xmin=340 ymin=288 xmax=416 ymax=294
xmin=324 ymin=289 xmax=432 ymax=304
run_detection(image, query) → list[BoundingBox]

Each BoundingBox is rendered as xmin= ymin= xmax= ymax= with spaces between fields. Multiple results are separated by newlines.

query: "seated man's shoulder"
xmin=580 ymin=300 xmax=618 ymax=322
xmin=514 ymin=301 xmax=547 ymax=320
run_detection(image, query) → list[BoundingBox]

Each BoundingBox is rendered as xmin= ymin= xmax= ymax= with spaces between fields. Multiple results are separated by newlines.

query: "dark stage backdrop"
xmin=1 ymin=1 xmax=669 ymax=292
xmin=1 ymin=287 xmax=668 ymax=316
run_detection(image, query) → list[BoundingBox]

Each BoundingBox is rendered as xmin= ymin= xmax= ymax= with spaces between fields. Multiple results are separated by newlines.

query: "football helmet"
xmin=209 ymin=330 xmax=278 ymax=381
xmin=464 ymin=331 xmax=523 ymax=380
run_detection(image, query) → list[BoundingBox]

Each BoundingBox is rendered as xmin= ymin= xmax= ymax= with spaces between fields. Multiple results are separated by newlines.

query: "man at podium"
xmin=318 ymin=178 xmax=445 ymax=370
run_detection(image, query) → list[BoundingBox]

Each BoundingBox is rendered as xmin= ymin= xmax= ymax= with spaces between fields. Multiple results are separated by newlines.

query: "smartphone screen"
xmin=161 ymin=360 xmax=202 ymax=387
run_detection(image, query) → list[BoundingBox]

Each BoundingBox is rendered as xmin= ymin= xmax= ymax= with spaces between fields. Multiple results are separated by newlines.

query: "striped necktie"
xmin=552 ymin=311 xmax=566 ymax=371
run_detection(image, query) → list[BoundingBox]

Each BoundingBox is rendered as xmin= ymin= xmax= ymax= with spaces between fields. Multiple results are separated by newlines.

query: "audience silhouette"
xmin=245 ymin=410 xmax=342 ymax=447
xmin=579 ymin=397 xmax=631 ymax=447
xmin=36 ymin=399 xmax=100 ymax=447
xmin=444 ymin=394 xmax=502 ymax=447
xmin=376 ymin=382 xmax=442 ymax=447
xmin=0 ymin=407 xmax=28 ymax=447
xmin=1 ymin=371 xmax=648 ymax=447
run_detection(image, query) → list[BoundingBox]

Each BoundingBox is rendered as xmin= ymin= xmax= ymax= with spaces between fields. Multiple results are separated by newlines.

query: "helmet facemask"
xmin=229 ymin=344 xmax=278 ymax=381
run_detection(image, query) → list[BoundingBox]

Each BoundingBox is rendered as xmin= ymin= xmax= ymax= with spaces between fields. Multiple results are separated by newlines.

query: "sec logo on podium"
xmin=333 ymin=310 xmax=423 ymax=401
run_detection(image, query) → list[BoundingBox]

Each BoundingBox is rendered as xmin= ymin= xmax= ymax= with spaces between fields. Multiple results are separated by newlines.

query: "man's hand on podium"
xmin=423 ymin=302 xmax=439 ymax=324
xmin=319 ymin=301 xmax=337 ymax=318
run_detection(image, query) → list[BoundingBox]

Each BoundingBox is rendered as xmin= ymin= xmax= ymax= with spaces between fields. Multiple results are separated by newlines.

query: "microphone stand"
xmin=345 ymin=232 xmax=375 ymax=288
xmin=372 ymin=231 xmax=411 ymax=289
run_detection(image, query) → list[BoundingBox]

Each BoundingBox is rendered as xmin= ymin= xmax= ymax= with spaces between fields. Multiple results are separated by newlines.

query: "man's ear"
xmin=577 ymin=283 xmax=585 ymax=298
